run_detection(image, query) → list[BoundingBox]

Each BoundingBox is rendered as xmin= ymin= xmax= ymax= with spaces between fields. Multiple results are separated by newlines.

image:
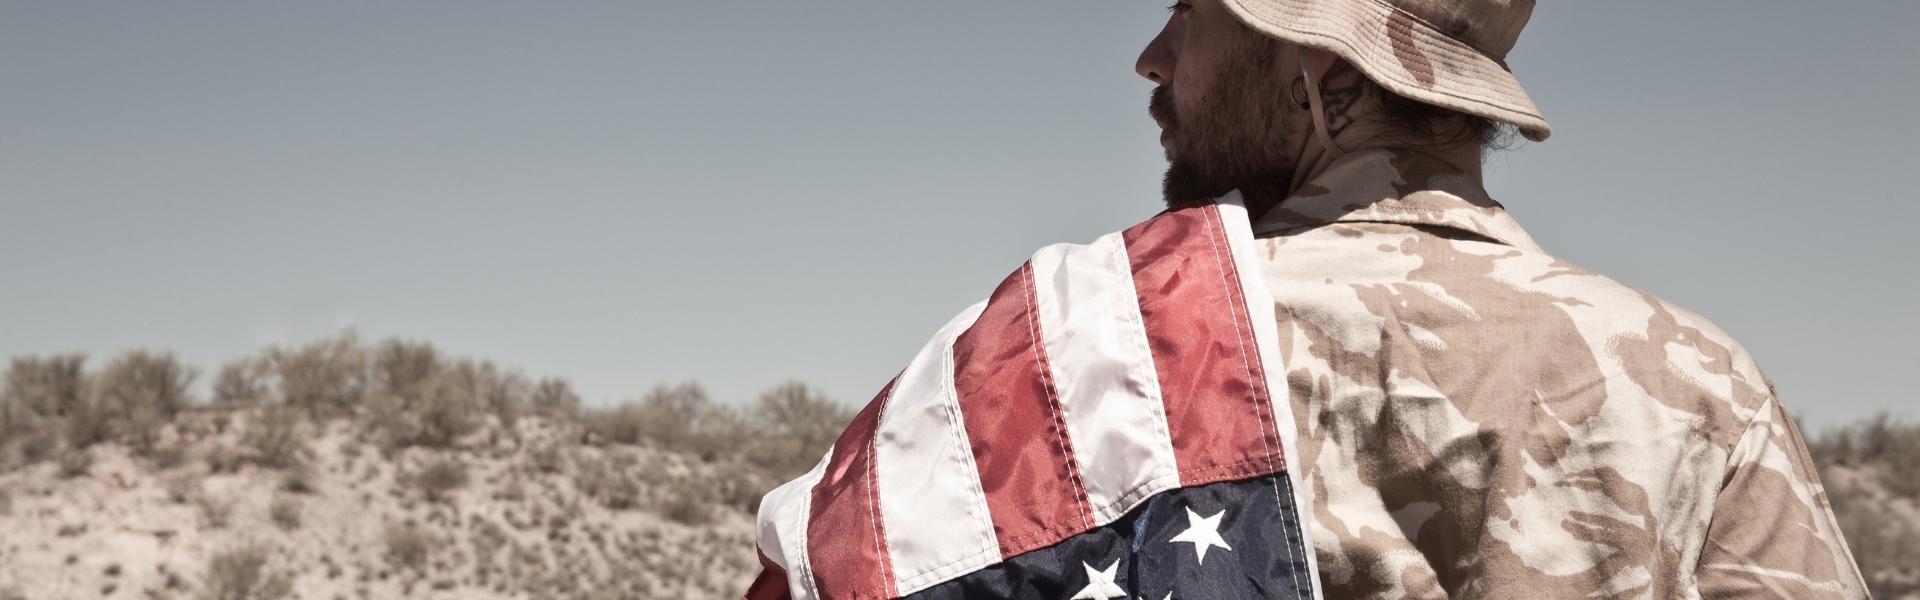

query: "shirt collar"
xmin=1245 ymin=148 xmax=1543 ymax=253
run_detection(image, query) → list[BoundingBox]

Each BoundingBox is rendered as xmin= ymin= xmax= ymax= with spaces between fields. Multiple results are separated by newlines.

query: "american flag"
xmin=744 ymin=196 xmax=1323 ymax=600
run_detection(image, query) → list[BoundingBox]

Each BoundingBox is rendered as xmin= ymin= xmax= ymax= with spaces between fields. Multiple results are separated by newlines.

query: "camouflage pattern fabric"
xmin=1250 ymin=148 xmax=1869 ymax=599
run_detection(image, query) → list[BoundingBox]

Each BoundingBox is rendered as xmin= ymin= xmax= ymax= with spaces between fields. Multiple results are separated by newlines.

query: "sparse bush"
xmin=447 ymin=359 xmax=527 ymax=429
xmin=662 ymin=485 xmax=714 ymax=525
xmin=211 ymin=357 xmax=268 ymax=406
xmin=96 ymin=350 xmax=195 ymax=453
xmin=149 ymin=442 xmax=188 ymax=470
xmin=281 ymin=459 xmax=316 ymax=494
xmin=579 ymin=404 xmax=647 ymax=446
xmin=204 ymin=443 xmax=243 ymax=474
xmin=746 ymin=382 xmax=853 ymax=478
xmin=372 ymin=339 xmax=441 ymax=398
xmin=582 ymin=382 xmax=726 ymax=453
xmin=369 ymin=370 xmax=487 ymax=451
xmin=267 ymin=332 xmax=367 ymax=417
xmin=269 ymin=496 xmax=302 ymax=530
xmin=575 ymin=454 xmax=641 ymax=511
xmin=0 ymin=485 xmax=11 ymax=516
xmin=60 ymin=394 xmax=113 ymax=449
xmin=412 ymin=457 xmax=469 ymax=502
xmin=413 ymin=375 xmax=483 ymax=448
xmin=11 ymin=427 xmax=58 ymax=465
xmin=242 ymin=406 xmax=308 ymax=469
xmin=754 ymin=382 xmax=851 ymax=450
xmin=195 ymin=492 xmax=234 ymax=529
xmin=529 ymin=377 xmax=580 ymax=417
xmin=384 ymin=523 xmax=436 ymax=571
xmin=3 ymin=354 xmax=87 ymax=421
xmin=162 ymin=473 xmax=198 ymax=504
xmin=1823 ymin=476 xmax=1920 ymax=598
xmin=56 ymin=447 xmax=91 ymax=478
xmin=1813 ymin=412 xmax=1920 ymax=497
xmin=198 ymin=544 xmax=291 ymax=600
xmin=529 ymin=444 xmax=565 ymax=475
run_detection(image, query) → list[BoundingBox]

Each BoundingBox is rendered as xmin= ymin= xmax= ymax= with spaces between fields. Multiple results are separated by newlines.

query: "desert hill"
xmin=1 ymin=333 xmax=1914 ymax=599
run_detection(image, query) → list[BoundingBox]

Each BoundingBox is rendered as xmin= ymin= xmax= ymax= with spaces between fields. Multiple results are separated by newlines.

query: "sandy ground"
xmin=0 ymin=413 xmax=759 ymax=600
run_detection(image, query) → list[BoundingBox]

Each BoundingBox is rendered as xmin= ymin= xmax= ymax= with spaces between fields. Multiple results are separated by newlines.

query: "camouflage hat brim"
xmin=1223 ymin=0 xmax=1553 ymax=142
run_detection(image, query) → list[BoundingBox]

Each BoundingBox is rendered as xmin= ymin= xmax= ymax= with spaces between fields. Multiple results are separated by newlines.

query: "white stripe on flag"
xmin=756 ymin=445 xmax=834 ymax=600
xmin=1029 ymin=234 xmax=1182 ymax=523
xmin=1215 ymin=191 xmax=1326 ymax=599
xmin=874 ymin=301 xmax=1003 ymax=595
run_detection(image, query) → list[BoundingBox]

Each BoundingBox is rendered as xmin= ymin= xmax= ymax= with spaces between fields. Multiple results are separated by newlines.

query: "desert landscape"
xmin=1 ymin=332 xmax=1914 ymax=599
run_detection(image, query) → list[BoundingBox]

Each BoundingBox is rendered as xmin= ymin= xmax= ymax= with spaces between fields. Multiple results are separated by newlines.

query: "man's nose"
xmin=1136 ymin=28 xmax=1173 ymax=85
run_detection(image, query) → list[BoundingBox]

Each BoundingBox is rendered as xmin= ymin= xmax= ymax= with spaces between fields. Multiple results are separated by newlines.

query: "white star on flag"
xmin=1169 ymin=506 xmax=1233 ymax=565
xmin=1070 ymin=560 xmax=1128 ymax=600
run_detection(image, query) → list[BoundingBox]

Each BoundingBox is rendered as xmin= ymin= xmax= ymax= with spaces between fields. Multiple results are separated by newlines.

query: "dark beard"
xmin=1153 ymin=34 xmax=1297 ymax=208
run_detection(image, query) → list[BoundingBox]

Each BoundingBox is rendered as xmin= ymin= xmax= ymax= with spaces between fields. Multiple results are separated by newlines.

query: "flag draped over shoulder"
xmin=744 ymin=196 xmax=1323 ymax=600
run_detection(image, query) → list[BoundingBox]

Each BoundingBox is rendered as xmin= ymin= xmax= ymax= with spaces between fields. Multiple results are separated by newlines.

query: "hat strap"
xmin=1297 ymin=46 xmax=1346 ymax=157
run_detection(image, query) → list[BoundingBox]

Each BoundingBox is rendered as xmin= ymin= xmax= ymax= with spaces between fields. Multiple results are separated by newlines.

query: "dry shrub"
xmin=204 ymin=443 xmax=243 ymax=474
xmin=385 ymin=523 xmax=437 ymax=571
xmin=574 ymin=454 xmax=641 ymax=511
xmin=211 ymin=357 xmax=269 ymax=406
xmin=2 ymin=354 xmax=87 ymax=422
xmin=1812 ymin=412 xmax=1920 ymax=497
xmin=96 ymin=350 xmax=195 ymax=454
xmin=744 ymin=382 xmax=852 ymax=479
xmin=582 ymin=383 xmax=733 ymax=456
xmin=11 ymin=427 xmax=59 ymax=466
xmin=242 ymin=406 xmax=308 ymax=469
xmin=269 ymin=496 xmax=302 ymax=530
xmin=1823 ymin=476 xmax=1920 ymax=598
xmin=195 ymin=492 xmax=234 ymax=529
xmin=1810 ymin=413 xmax=1920 ymax=596
xmin=662 ymin=483 xmax=715 ymax=525
xmin=412 ymin=457 xmax=469 ymax=502
xmin=529 ymin=377 xmax=580 ymax=417
xmin=368 ymin=371 xmax=484 ymax=451
xmin=56 ymin=447 xmax=91 ymax=478
xmin=529 ymin=444 xmax=565 ymax=475
xmin=412 ymin=375 xmax=483 ymax=448
xmin=0 ymin=485 xmax=11 ymax=517
xmin=199 ymin=544 xmax=291 ymax=600
xmin=267 ymin=332 xmax=367 ymax=418
xmin=372 ymin=338 xmax=441 ymax=398
xmin=281 ymin=459 xmax=316 ymax=494
xmin=162 ymin=473 xmax=198 ymax=504
xmin=60 ymin=395 xmax=114 ymax=449
xmin=445 ymin=359 xmax=527 ymax=430
xmin=149 ymin=442 xmax=189 ymax=471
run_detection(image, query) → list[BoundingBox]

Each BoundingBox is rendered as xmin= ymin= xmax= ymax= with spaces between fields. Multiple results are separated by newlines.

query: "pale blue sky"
xmin=2 ymin=1 xmax=1914 ymax=430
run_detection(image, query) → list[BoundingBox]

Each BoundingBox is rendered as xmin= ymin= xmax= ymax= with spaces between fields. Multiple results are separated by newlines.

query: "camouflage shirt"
xmin=1250 ymin=148 xmax=1869 ymax=599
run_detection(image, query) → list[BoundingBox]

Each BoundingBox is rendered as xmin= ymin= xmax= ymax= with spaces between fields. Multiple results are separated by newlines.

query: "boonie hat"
xmin=1223 ymin=0 xmax=1552 ymax=141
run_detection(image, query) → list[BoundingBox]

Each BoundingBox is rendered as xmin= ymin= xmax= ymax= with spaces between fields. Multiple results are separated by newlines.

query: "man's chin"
xmin=1161 ymin=162 xmax=1232 ymax=207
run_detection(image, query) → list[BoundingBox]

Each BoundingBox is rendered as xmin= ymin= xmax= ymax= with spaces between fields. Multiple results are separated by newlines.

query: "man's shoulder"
xmin=1259 ymin=220 xmax=1777 ymax=440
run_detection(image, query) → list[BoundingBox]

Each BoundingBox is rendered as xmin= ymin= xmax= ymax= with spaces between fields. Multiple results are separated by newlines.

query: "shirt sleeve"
xmin=1694 ymin=391 xmax=1870 ymax=599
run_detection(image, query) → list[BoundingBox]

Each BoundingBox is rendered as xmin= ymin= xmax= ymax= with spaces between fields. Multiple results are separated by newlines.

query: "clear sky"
xmin=3 ymin=1 xmax=1915 ymax=430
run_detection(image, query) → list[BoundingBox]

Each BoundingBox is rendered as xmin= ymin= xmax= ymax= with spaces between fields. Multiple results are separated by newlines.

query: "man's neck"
xmin=1241 ymin=134 xmax=1484 ymax=221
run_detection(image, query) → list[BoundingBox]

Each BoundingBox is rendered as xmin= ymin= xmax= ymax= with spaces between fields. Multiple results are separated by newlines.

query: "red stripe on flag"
xmin=740 ymin=549 xmax=792 ymax=600
xmin=952 ymin=262 xmax=1094 ymax=558
xmin=807 ymin=378 xmax=899 ymax=600
xmin=1123 ymin=202 xmax=1285 ymax=486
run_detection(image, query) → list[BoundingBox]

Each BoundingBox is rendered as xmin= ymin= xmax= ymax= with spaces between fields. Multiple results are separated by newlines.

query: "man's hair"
xmin=1373 ymin=82 xmax=1519 ymax=153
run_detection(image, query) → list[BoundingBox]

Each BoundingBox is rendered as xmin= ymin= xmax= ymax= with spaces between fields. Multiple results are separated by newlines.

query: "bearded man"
xmin=743 ymin=1 xmax=1868 ymax=598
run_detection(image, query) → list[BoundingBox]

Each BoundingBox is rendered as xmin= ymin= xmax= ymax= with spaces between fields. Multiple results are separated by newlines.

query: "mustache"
xmin=1149 ymin=85 xmax=1178 ymax=130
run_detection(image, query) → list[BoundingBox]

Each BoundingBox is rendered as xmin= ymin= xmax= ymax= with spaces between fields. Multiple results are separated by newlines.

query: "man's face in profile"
xmin=1138 ymin=0 xmax=1299 ymax=206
